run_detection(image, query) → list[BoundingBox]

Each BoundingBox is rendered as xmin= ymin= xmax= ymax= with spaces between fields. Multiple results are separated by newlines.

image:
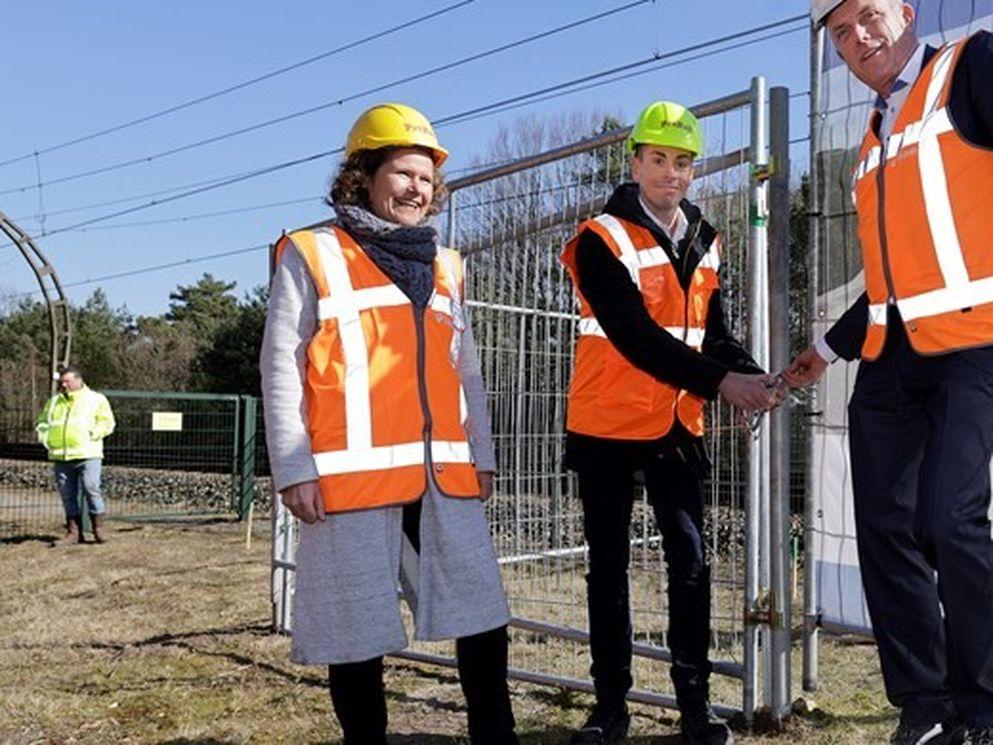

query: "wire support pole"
xmin=0 ymin=209 xmax=71 ymax=395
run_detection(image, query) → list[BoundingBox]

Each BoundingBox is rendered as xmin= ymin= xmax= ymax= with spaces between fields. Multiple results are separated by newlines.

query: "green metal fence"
xmin=0 ymin=390 xmax=267 ymax=539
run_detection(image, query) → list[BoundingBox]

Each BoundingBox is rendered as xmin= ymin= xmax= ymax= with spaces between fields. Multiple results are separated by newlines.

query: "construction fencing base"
xmin=272 ymin=518 xmax=750 ymax=718
xmin=394 ymin=642 xmax=740 ymax=721
xmin=395 ymin=610 xmax=743 ymax=719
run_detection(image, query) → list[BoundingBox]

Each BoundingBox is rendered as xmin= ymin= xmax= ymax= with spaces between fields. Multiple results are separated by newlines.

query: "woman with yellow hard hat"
xmin=260 ymin=103 xmax=517 ymax=744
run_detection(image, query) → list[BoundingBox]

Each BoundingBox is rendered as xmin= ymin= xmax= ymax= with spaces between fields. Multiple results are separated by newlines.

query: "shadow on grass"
xmin=793 ymin=706 xmax=896 ymax=728
xmin=81 ymin=622 xmax=330 ymax=688
xmin=111 ymin=515 xmax=237 ymax=527
xmin=305 ymin=733 xmax=691 ymax=744
xmin=73 ymin=624 xmax=899 ymax=739
xmin=64 ymin=624 xmax=479 ymax=718
xmin=1 ymin=533 xmax=57 ymax=545
xmin=388 ymin=733 xmax=687 ymax=744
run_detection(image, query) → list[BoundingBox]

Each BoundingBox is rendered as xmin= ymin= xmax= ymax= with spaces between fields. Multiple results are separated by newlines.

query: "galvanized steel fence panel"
xmin=272 ymin=80 xmax=793 ymax=721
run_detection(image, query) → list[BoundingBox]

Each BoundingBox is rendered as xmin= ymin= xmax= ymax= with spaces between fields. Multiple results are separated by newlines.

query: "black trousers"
xmin=577 ymin=456 xmax=713 ymax=708
xmin=328 ymin=500 xmax=517 ymax=744
xmin=848 ymin=321 xmax=993 ymax=727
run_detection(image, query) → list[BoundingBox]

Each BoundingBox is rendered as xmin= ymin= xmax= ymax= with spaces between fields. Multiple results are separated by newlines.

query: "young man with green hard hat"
xmin=560 ymin=101 xmax=780 ymax=744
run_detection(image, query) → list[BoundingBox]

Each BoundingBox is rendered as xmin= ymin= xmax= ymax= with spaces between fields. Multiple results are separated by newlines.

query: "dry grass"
xmin=0 ymin=517 xmax=898 ymax=744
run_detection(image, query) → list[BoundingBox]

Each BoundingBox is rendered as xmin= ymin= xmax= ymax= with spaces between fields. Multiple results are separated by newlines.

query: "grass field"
xmin=0 ymin=517 xmax=899 ymax=744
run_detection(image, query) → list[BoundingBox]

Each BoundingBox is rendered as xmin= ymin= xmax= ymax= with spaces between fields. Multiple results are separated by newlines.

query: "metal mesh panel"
xmin=267 ymin=84 xmax=784 ymax=718
xmin=397 ymin=100 xmax=758 ymax=708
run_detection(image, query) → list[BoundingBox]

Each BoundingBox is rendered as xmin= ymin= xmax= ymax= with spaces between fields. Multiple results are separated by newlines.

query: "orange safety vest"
xmin=560 ymin=214 xmax=721 ymax=440
xmin=852 ymin=34 xmax=993 ymax=359
xmin=274 ymin=224 xmax=479 ymax=513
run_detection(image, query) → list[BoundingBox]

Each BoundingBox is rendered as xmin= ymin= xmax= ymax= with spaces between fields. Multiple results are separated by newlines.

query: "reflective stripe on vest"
xmin=851 ymin=36 xmax=993 ymax=357
xmin=561 ymin=213 xmax=720 ymax=440
xmin=577 ymin=317 xmax=706 ymax=350
xmin=278 ymin=225 xmax=478 ymax=511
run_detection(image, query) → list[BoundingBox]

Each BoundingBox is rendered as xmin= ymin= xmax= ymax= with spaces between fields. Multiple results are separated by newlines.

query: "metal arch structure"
xmin=0 ymin=209 xmax=71 ymax=395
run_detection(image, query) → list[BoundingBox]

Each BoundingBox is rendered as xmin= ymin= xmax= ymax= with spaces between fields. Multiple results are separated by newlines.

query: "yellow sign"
xmin=151 ymin=412 xmax=183 ymax=432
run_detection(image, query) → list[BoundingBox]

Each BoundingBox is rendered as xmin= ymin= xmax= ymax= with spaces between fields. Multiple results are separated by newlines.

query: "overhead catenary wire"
xmin=437 ymin=14 xmax=807 ymax=127
xmin=440 ymin=22 xmax=808 ymax=127
xmin=7 ymin=131 xmax=762 ymax=297
xmin=0 ymin=1 xmax=475 ymax=171
xmin=8 ymin=129 xmax=765 ymax=297
xmin=10 ymin=156 xmax=510 ymax=226
xmin=11 ymin=163 xmax=328 ymax=223
xmin=34 ymin=12 xmax=809 ymax=239
xmin=0 ymin=1 xmax=651 ymax=197
xmin=40 ymin=150 xmax=337 ymax=236
xmin=12 ymin=243 xmax=272 ymax=297
xmin=19 ymin=196 xmax=326 ymax=233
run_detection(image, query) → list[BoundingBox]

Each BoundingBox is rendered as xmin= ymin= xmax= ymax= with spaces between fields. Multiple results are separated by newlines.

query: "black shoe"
xmin=570 ymin=703 xmax=630 ymax=744
xmin=680 ymin=702 xmax=733 ymax=745
xmin=890 ymin=721 xmax=963 ymax=745
xmin=964 ymin=726 xmax=993 ymax=745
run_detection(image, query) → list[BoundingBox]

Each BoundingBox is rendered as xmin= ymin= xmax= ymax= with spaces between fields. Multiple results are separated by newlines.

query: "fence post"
xmin=768 ymin=85 xmax=793 ymax=721
xmin=803 ymin=23 xmax=824 ymax=692
xmin=237 ymin=396 xmax=258 ymax=520
xmin=803 ymin=23 xmax=826 ymax=694
xmin=447 ymin=190 xmax=458 ymax=248
xmin=268 ymin=234 xmax=295 ymax=632
xmin=227 ymin=396 xmax=241 ymax=510
xmin=513 ymin=313 xmax=527 ymax=559
xmin=271 ymin=496 xmax=296 ymax=632
xmin=744 ymin=74 xmax=771 ymax=723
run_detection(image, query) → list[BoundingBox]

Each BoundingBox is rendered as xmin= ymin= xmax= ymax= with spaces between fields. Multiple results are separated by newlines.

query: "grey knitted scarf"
xmin=334 ymin=203 xmax=437 ymax=308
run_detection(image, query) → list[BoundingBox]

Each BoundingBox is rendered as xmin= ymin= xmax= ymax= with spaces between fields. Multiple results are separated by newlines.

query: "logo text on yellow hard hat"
xmin=627 ymin=100 xmax=704 ymax=158
xmin=346 ymin=103 xmax=449 ymax=166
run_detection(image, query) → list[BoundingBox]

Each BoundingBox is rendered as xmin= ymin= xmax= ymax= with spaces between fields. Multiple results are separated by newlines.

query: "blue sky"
xmin=0 ymin=0 xmax=811 ymax=316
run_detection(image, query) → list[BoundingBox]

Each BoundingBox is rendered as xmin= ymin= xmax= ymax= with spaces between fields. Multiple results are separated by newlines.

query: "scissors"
xmin=744 ymin=373 xmax=812 ymax=433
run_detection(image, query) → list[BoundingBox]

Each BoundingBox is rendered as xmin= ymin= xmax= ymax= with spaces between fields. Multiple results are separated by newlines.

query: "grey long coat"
xmin=260 ymin=238 xmax=510 ymax=664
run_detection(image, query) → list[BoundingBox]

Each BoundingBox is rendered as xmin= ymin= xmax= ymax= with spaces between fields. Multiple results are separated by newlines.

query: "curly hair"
xmin=327 ymin=147 xmax=447 ymax=217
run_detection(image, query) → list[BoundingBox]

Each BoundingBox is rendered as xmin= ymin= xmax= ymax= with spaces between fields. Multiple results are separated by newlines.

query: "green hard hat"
xmin=627 ymin=100 xmax=703 ymax=157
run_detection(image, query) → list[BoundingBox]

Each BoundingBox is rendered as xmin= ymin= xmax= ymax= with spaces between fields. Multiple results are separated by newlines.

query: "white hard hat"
xmin=812 ymin=0 xmax=845 ymax=27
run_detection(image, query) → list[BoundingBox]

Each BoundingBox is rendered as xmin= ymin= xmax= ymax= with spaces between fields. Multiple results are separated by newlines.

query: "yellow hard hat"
xmin=628 ymin=101 xmax=703 ymax=157
xmin=345 ymin=103 xmax=449 ymax=166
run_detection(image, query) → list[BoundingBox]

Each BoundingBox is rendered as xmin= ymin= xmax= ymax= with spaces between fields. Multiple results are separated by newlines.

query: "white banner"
xmin=811 ymin=1 xmax=993 ymax=633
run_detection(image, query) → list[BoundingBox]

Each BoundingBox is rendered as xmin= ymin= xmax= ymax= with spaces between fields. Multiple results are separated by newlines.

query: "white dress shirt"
xmin=639 ymin=195 xmax=689 ymax=245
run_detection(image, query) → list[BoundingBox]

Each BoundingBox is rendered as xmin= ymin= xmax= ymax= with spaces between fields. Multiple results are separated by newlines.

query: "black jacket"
xmin=564 ymin=182 xmax=762 ymax=473
xmin=826 ymin=31 xmax=993 ymax=360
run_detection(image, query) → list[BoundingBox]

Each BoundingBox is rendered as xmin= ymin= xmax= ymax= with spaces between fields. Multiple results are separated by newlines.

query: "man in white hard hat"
xmin=785 ymin=2 xmax=993 ymax=744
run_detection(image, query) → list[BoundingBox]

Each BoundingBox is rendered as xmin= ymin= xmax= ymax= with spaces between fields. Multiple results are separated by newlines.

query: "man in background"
xmin=37 ymin=366 xmax=115 ymax=545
